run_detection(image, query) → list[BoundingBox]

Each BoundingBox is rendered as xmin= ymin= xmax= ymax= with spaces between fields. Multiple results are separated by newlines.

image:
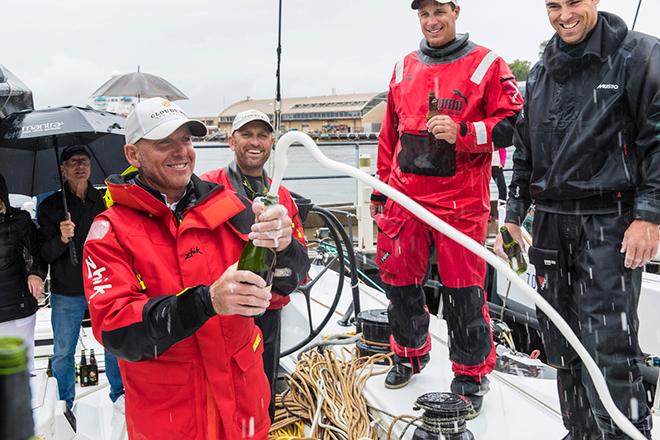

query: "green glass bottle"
xmin=0 ymin=337 xmax=35 ymax=440
xmin=427 ymin=92 xmax=440 ymax=145
xmin=79 ymin=348 xmax=89 ymax=387
xmin=237 ymin=194 xmax=278 ymax=316
xmin=88 ymin=349 xmax=98 ymax=386
xmin=500 ymin=225 xmax=528 ymax=275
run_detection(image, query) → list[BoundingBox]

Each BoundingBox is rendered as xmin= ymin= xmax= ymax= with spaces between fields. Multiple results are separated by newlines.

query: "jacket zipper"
xmin=619 ymin=131 xmax=632 ymax=185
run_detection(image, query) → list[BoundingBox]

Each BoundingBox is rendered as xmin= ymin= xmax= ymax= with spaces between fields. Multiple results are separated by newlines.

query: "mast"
xmin=273 ymin=0 xmax=283 ymax=139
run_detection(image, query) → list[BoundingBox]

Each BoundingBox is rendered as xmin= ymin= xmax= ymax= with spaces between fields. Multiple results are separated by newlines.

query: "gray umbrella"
xmin=0 ymin=65 xmax=34 ymax=119
xmin=90 ymin=70 xmax=188 ymax=101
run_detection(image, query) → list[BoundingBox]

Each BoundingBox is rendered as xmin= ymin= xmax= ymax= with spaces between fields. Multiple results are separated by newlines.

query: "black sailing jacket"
xmin=0 ymin=175 xmax=47 ymax=322
xmin=506 ymin=12 xmax=660 ymax=225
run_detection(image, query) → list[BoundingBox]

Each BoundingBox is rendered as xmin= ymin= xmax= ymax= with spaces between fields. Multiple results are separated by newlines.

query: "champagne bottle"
xmin=88 ymin=349 xmax=98 ymax=386
xmin=427 ymin=92 xmax=440 ymax=144
xmin=237 ymin=194 xmax=278 ymax=316
xmin=79 ymin=349 xmax=89 ymax=387
xmin=500 ymin=226 xmax=527 ymax=275
xmin=0 ymin=337 xmax=35 ymax=440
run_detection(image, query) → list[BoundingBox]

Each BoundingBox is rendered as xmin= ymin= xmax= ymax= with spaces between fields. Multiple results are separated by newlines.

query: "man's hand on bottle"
xmin=621 ymin=220 xmax=660 ymax=269
xmin=427 ymin=115 xmax=458 ymax=144
xmin=209 ymin=262 xmax=272 ymax=316
xmin=249 ymin=201 xmax=292 ymax=251
xmin=494 ymin=222 xmax=526 ymax=260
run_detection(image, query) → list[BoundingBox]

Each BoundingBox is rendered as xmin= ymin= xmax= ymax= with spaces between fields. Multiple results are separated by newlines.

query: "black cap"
xmin=60 ymin=145 xmax=91 ymax=164
xmin=411 ymin=0 xmax=457 ymax=9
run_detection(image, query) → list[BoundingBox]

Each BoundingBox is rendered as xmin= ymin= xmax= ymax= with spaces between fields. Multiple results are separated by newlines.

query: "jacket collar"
xmin=105 ymin=172 xmax=212 ymax=217
xmin=419 ymin=33 xmax=470 ymax=59
xmin=543 ymin=11 xmax=628 ymax=83
xmin=224 ymin=160 xmax=266 ymax=235
xmin=105 ymin=171 xmax=249 ymax=232
xmin=64 ymin=180 xmax=100 ymax=203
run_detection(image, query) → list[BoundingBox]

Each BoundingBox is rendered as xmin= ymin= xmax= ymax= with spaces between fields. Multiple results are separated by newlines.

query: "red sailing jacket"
xmin=374 ymin=36 xmax=523 ymax=221
xmin=201 ymin=163 xmax=307 ymax=310
xmin=83 ymin=174 xmax=271 ymax=440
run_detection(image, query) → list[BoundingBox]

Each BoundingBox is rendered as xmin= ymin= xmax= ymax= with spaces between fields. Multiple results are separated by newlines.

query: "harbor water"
xmin=194 ymin=142 xmax=513 ymax=205
xmin=194 ymin=142 xmax=379 ymax=205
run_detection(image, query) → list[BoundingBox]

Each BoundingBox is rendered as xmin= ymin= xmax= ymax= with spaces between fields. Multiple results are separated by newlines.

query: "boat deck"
xmin=280 ymin=264 xmax=659 ymax=439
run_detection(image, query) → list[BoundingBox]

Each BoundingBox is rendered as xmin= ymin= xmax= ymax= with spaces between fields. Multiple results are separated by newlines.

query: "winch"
xmin=411 ymin=392 xmax=475 ymax=440
xmin=356 ymin=309 xmax=391 ymax=363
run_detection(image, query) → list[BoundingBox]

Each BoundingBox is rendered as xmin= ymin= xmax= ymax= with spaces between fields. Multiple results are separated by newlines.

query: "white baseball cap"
xmin=411 ymin=0 xmax=457 ymax=9
xmin=231 ymin=109 xmax=274 ymax=133
xmin=125 ymin=97 xmax=207 ymax=145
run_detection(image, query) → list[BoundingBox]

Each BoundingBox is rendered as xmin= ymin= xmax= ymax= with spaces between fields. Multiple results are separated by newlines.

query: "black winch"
xmin=411 ymin=392 xmax=475 ymax=440
xmin=356 ymin=309 xmax=391 ymax=363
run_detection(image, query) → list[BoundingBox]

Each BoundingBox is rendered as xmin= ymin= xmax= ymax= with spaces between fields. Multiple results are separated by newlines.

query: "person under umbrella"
xmin=0 ymin=105 xmax=128 ymax=264
xmin=37 ymin=146 xmax=124 ymax=412
xmin=0 ymin=173 xmax=46 ymax=373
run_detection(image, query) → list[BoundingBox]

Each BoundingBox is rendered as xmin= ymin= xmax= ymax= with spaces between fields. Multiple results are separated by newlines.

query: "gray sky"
xmin=3 ymin=0 xmax=657 ymax=116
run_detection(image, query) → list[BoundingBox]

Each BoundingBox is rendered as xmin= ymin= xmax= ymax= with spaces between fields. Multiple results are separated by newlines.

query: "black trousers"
xmin=255 ymin=308 xmax=282 ymax=420
xmin=491 ymin=166 xmax=507 ymax=201
xmin=530 ymin=210 xmax=652 ymax=438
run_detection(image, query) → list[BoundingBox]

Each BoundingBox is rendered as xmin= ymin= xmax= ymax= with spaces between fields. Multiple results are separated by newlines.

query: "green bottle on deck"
xmin=237 ymin=194 xmax=278 ymax=316
xmin=0 ymin=337 xmax=35 ymax=440
xmin=79 ymin=349 xmax=89 ymax=387
xmin=46 ymin=356 xmax=53 ymax=377
xmin=88 ymin=349 xmax=98 ymax=386
xmin=500 ymin=226 xmax=527 ymax=275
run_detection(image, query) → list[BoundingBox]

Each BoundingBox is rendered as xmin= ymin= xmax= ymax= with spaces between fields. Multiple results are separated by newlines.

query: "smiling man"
xmin=497 ymin=0 xmax=660 ymax=438
xmin=201 ymin=109 xmax=308 ymax=420
xmin=83 ymin=99 xmax=309 ymax=438
xmin=370 ymin=0 xmax=522 ymax=418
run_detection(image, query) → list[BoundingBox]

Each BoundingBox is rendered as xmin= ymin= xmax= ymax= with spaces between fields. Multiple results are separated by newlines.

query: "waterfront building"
xmin=218 ymin=92 xmax=387 ymax=138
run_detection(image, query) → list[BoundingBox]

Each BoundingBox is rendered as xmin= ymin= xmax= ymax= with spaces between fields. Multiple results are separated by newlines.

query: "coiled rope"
xmin=269 ymin=345 xmax=394 ymax=440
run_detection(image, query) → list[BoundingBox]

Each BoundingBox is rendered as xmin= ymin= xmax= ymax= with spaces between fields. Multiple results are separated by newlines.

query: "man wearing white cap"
xmin=201 ymin=109 xmax=309 ymax=420
xmin=370 ymin=0 xmax=523 ymax=417
xmin=82 ymin=98 xmax=309 ymax=439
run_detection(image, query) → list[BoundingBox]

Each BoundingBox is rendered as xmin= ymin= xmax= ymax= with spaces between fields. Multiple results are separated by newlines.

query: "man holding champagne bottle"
xmin=82 ymin=98 xmax=308 ymax=439
xmin=201 ymin=109 xmax=309 ymax=420
xmin=370 ymin=0 xmax=522 ymax=417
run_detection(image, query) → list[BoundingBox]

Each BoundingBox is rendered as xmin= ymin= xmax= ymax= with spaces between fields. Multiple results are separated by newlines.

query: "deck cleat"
xmin=411 ymin=392 xmax=475 ymax=440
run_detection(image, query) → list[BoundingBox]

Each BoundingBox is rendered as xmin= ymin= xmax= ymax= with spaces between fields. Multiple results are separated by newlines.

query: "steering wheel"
xmin=280 ymin=204 xmax=358 ymax=357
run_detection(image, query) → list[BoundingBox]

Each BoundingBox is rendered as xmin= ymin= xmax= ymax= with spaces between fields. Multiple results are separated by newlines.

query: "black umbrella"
xmin=90 ymin=69 xmax=188 ymax=102
xmin=0 ymin=105 xmax=128 ymax=264
xmin=0 ymin=65 xmax=34 ymax=119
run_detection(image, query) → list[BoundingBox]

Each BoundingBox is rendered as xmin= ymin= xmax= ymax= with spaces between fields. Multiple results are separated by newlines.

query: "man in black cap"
xmin=38 ymin=145 xmax=124 ymax=411
xmin=371 ymin=0 xmax=522 ymax=418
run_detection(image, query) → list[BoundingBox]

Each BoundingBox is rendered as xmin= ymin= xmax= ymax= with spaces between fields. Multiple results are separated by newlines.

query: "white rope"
xmin=271 ymin=131 xmax=648 ymax=440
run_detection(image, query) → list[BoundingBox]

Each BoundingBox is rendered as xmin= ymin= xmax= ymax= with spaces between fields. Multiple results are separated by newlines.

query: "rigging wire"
xmin=274 ymin=0 xmax=283 ymax=138
xmin=632 ymin=0 xmax=642 ymax=30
